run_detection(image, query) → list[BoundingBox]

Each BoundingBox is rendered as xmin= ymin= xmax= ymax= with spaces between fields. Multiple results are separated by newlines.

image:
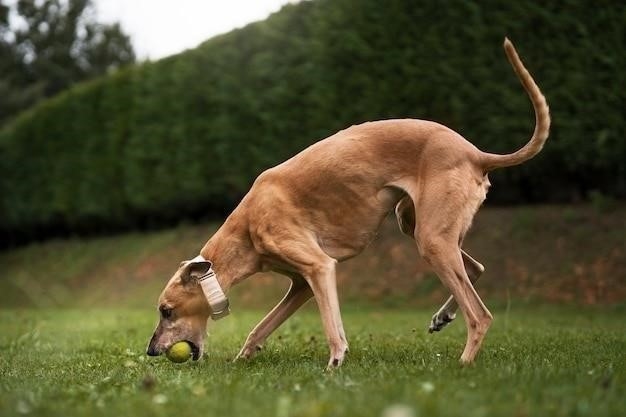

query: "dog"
xmin=147 ymin=38 xmax=550 ymax=369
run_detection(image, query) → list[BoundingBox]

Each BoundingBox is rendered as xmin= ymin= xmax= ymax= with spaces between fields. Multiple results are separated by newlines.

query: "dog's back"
xmin=238 ymin=118 xmax=483 ymax=260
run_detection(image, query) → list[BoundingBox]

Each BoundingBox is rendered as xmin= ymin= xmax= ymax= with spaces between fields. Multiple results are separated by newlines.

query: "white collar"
xmin=190 ymin=255 xmax=230 ymax=320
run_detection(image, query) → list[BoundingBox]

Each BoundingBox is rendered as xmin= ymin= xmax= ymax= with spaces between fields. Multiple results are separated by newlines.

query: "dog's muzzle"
xmin=146 ymin=340 xmax=202 ymax=360
xmin=188 ymin=341 xmax=202 ymax=360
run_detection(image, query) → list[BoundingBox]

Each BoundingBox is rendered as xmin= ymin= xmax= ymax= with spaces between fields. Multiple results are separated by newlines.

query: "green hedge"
xmin=1 ymin=0 xmax=624 ymax=244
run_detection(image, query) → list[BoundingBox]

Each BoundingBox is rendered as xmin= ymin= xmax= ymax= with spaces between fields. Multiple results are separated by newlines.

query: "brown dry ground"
xmin=0 ymin=204 xmax=624 ymax=309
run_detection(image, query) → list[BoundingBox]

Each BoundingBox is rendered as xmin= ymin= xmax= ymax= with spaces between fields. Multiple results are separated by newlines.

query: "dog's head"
xmin=146 ymin=260 xmax=215 ymax=361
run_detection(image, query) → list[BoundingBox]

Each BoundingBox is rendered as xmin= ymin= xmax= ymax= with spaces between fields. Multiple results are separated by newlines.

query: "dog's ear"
xmin=180 ymin=260 xmax=212 ymax=285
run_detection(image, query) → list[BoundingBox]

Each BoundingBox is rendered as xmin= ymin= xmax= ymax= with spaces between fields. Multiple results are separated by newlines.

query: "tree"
xmin=0 ymin=0 xmax=135 ymax=125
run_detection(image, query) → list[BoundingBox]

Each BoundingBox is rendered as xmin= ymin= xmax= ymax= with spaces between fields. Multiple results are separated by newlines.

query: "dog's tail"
xmin=480 ymin=38 xmax=551 ymax=171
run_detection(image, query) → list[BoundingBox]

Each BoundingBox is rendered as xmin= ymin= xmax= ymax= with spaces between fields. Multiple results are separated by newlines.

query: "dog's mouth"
xmin=187 ymin=341 xmax=201 ymax=361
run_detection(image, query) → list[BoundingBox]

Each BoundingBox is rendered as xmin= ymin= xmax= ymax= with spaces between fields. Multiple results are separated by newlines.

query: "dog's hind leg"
xmin=395 ymin=196 xmax=486 ymax=334
xmin=429 ymin=250 xmax=484 ymax=333
xmin=236 ymin=274 xmax=313 ymax=360
xmin=413 ymin=184 xmax=493 ymax=364
xmin=418 ymin=237 xmax=492 ymax=364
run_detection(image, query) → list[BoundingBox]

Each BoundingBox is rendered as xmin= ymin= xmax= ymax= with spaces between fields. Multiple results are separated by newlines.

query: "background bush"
xmin=1 ymin=0 xmax=624 ymax=245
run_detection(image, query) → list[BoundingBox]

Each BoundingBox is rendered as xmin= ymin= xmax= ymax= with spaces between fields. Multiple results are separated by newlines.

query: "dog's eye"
xmin=159 ymin=306 xmax=173 ymax=319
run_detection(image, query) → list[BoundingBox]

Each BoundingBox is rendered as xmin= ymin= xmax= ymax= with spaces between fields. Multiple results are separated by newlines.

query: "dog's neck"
xmin=198 ymin=220 xmax=259 ymax=293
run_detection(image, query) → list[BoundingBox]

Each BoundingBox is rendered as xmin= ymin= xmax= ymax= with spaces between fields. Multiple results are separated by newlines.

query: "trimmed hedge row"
xmin=1 ymin=0 xmax=624 ymax=244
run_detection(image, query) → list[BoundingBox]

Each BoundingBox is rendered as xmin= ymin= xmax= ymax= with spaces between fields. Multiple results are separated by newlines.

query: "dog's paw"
xmin=235 ymin=344 xmax=263 ymax=361
xmin=428 ymin=311 xmax=456 ymax=333
xmin=325 ymin=355 xmax=344 ymax=371
xmin=324 ymin=344 xmax=348 ymax=371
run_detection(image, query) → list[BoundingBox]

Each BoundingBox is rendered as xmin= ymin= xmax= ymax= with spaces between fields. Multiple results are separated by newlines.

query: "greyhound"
xmin=147 ymin=38 xmax=550 ymax=369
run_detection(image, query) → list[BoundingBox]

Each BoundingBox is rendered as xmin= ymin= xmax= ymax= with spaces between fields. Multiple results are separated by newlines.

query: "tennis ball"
xmin=166 ymin=341 xmax=192 ymax=363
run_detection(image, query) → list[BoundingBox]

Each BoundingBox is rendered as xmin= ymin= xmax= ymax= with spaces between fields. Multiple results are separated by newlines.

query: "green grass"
xmin=1 ymin=205 xmax=624 ymax=415
xmin=1 ymin=307 xmax=624 ymax=417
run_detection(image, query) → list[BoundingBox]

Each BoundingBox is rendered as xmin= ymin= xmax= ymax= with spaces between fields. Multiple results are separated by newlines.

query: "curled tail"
xmin=481 ymin=38 xmax=551 ymax=171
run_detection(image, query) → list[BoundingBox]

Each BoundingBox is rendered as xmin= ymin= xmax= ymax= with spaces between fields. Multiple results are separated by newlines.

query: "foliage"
xmin=0 ymin=0 xmax=135 ymax=126
xmin=1 ymin=0 xmax=625 ymax=244
xmin=0 ymin=308 xmax=624 ymax=417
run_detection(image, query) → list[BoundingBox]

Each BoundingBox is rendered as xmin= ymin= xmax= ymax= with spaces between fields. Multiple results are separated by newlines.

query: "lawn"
xmin=1 ymin=307 xmax=624 ymax=417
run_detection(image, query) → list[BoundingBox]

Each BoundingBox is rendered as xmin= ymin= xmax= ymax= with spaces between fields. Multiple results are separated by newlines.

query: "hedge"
xmin=1 ymin=0 xmax=624 ymax=245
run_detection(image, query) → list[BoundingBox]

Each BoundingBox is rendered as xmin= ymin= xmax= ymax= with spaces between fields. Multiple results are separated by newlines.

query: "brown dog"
xmin=147 ymin=38 xmax=550 ymax=369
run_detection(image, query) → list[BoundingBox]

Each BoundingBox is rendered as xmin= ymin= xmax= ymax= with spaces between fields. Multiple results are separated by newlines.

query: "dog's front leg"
xmin=254 ymin=233 xmax=348 ymax=369
xmin=302 ymin=258 xmax=348 ymax=370
xmin=429 ymin=250 xmax=485 ymax=333
xmin=236 ymin=275 xmax=312 ymax=360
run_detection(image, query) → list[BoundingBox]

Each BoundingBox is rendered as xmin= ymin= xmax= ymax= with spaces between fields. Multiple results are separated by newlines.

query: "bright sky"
xmin=95 ymin=0 xmax=300 ymax=60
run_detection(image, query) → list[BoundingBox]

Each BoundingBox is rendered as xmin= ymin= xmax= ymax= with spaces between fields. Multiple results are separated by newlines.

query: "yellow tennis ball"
xmin=166 ymin=341 xmax=191 ymax=363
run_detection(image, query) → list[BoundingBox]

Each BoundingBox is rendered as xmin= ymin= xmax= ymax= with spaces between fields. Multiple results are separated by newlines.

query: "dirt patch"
xmin=1 ymin=205 xmax=624 ymax=308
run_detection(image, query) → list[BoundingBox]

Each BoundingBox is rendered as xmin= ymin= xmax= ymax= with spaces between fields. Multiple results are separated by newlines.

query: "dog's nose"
xmin=146 ymin=333 xmax=160 ymax=356
xmin=146 ymin=345 xmax=159 ymax=356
